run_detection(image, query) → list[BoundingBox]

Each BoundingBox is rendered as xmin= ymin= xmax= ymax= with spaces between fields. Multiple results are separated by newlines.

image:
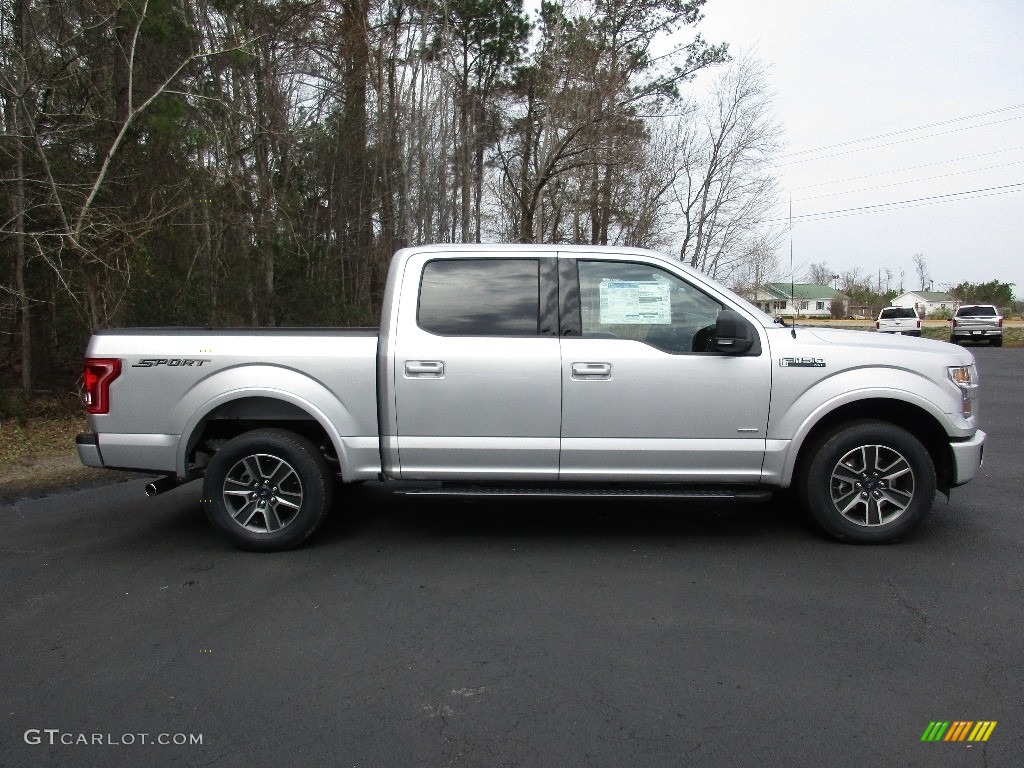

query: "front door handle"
xmin=571 ymin=362 xmax=612 ymax=380
xmin=404 ymin=360 xmax=445 ymax=378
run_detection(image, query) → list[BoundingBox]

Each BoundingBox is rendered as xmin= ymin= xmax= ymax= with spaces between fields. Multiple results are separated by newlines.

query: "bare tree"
xmin=671 ymin=51 xmax=783 ymax=281
xmin=728 ymin=233 xmax=782 ymax=297
xmin=805 ymin=261 xmax=834 ymax=286
xmin=912 ymin=252 xmax=929 ymax=291
xmin=1 ymin=0 xmax=31 ymax=387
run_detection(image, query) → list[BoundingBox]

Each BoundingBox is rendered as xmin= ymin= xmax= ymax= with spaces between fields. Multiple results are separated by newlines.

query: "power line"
xmin=794 ymin=186 xmax=1022 ymax=222
xmin=765 ymin=182 xmax=1024 ymax=224
xmin=776 ymin=115 xmax=1024 ymax=166
xmin=794 ymin=160 xmax=1024 ymax=202
xmin=789 ymin=146 xmax=1024 ymax=191
xmin=777 ymin=103 xmax=1024 ymax=159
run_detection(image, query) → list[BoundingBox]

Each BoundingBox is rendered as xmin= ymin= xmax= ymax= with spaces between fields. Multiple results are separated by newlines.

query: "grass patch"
xmin=0 ymin=415 xmax=86 ymax=466
xmin=0 ymin=389 xmax=122 ymax=500
xmin=0 ymin=388 xmax=84 ymax=421
xmin=0 ymin=389 xmax=86 ymax=467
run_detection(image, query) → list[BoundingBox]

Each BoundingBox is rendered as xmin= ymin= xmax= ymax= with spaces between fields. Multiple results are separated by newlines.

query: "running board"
xmin=395 ymin=485 xmax=773 ymax=502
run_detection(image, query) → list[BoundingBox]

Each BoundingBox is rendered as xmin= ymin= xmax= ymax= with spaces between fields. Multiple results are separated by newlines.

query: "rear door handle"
xmin=404 ymin=360 xmax=445 ymax=378
xmin=571 ymin=362 xmax=612 ymax=380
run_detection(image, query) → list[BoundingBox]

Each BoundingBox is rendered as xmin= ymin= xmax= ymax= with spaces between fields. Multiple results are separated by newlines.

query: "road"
xmin=2 ymin=348 xmax=1022 ymax=768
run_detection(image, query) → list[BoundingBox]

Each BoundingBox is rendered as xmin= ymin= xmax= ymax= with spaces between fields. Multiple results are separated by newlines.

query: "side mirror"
xmin=711 ymin=309 xmax=755 ymax=355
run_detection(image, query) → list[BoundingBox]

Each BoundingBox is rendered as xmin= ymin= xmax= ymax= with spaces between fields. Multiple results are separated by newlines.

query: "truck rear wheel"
xmin=797 ymin=420 xmax=935 ymax=543
xmin=203 ymin=428 xmax=333 ymax=552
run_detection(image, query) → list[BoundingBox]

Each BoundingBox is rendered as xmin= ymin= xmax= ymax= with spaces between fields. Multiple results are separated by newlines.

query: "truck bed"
xmin=84 ymin=327 xmax=382 ymax=478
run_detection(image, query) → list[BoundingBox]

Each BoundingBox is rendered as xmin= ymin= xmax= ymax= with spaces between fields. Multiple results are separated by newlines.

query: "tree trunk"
xmin=459 ymin=66 xmax=471 ymax=241
xmin=10 ymin=0 xmax=31 ymax=388
xmin=340 ymin=0 xmax=372 ymax=310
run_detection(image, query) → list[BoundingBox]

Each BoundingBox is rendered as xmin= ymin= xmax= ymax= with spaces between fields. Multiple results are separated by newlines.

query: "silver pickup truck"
xmin=77 ymin=244 xmax=985 ymax=550
xmin=950 ymin=304 xmax=1003 ymax=347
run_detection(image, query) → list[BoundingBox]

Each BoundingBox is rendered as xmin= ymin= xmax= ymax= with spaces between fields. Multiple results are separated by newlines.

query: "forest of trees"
xmin=1 ymin=0 xmax=785 ymax=389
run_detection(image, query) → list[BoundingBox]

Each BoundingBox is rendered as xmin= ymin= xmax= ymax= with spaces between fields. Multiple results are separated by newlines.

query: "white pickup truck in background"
xmin=876 ymin=306 xmax=921 ymax=336
xmin=77 ymin=245 xmax=986 ymax=551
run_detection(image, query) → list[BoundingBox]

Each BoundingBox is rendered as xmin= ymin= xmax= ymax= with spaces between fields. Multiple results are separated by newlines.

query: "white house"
xmin=746 ymin=283 xmax=847 ymax=318
xmin=891 ymin=291 xmax=957 ymax=317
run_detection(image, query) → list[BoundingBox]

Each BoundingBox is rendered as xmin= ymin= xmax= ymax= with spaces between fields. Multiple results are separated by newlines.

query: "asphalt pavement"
xmin=2 ymin=347 xmax=1022 ymax=768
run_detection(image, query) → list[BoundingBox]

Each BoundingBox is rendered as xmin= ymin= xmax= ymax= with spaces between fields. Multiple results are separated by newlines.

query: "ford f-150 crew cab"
xmin=77 ymin=244 xmax=986 ymax=551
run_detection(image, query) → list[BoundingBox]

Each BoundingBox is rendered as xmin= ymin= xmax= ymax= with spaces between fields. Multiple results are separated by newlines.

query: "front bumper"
xmin=76 ymin=433 xmax=104 ymax=468
xmin=949 ymin=430 xmax=986 ymax=486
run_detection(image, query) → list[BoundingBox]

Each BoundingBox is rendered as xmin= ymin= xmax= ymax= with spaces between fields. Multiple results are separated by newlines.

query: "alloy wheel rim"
xmin=222 ymin=453 xmax=304 ymax=534
xmin=829 ymin=444 xmax=915 ymax=527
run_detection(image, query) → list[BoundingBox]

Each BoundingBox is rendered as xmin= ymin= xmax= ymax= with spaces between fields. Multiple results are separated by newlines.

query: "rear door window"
xmin=418 ymin=259 xmax=540 ymax=336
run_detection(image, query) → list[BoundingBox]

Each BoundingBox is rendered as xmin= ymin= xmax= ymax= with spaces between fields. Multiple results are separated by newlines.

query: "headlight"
xmin=948 ymin=365 xmax=976 ymax=387
xmin=948 ymin=365 xmax=978 ymax=418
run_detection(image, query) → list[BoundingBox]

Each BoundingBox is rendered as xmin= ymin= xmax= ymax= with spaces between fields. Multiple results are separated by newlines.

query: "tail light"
xmin=952 ymin=318 xmax=958 ymax=328
xmin=916 ymin=319 xmax=921 ymax=329
xmin=81 ymin=358 xmax=121 ymax=414
xmin=875 ymin=321 xmax=879 ymax=329
xmin=998 ymin=317 xmax=1003 ymax=327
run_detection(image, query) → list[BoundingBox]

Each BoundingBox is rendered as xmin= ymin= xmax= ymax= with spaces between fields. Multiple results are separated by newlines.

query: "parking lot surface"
xmin=2 ymin=348 xmax=1021 ymax=768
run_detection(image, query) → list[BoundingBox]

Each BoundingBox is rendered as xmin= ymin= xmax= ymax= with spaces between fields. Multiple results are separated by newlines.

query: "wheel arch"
xmin=179 ymin=392 xmax=346 ymax=480
xmin=788 ymin=398 xmax=954 ymax=492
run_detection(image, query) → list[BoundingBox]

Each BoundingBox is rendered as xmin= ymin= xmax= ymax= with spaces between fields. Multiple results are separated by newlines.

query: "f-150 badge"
xmin=779 ymin=357 xmax=826 ymax=368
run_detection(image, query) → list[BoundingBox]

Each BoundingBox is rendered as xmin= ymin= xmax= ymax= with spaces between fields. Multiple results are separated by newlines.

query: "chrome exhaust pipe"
xmin=145 ymin=475 xmax=181 ymax=497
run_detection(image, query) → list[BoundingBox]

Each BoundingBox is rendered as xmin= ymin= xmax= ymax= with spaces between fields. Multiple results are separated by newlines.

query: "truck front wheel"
xmin=797 ymin=420 xmax=935 ymax=543
xmin=203 ymin=428 xmax=333 ymax=552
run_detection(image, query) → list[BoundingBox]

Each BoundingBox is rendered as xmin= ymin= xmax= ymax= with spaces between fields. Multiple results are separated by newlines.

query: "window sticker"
xmin=598 ymin=280 xmax=671 ymax=324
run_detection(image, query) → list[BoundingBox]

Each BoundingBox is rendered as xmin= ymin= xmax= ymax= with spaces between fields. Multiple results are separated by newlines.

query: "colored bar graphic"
xmin=921 ymin=720 xmax=996 ymax=742
xmin=969 ymin=721 xmax=997 ymax=741
xmin=944 ymin=721 xmax=972 ymax=741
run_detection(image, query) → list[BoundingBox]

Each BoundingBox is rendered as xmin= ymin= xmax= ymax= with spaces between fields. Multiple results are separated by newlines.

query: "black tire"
xmin=948 ymin=335 xmax=959 ymax=345
xmin=991 ymin=336 xmax=1002 ymax=347
xmin=203 ymin=428 xmax=333 ymax=552
xmin=796 ymin=420 xmax=935 ymax=543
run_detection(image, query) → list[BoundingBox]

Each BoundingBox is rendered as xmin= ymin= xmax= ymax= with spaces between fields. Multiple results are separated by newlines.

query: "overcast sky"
xmin=691 ymin=0 xmax=1024 ymax=295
